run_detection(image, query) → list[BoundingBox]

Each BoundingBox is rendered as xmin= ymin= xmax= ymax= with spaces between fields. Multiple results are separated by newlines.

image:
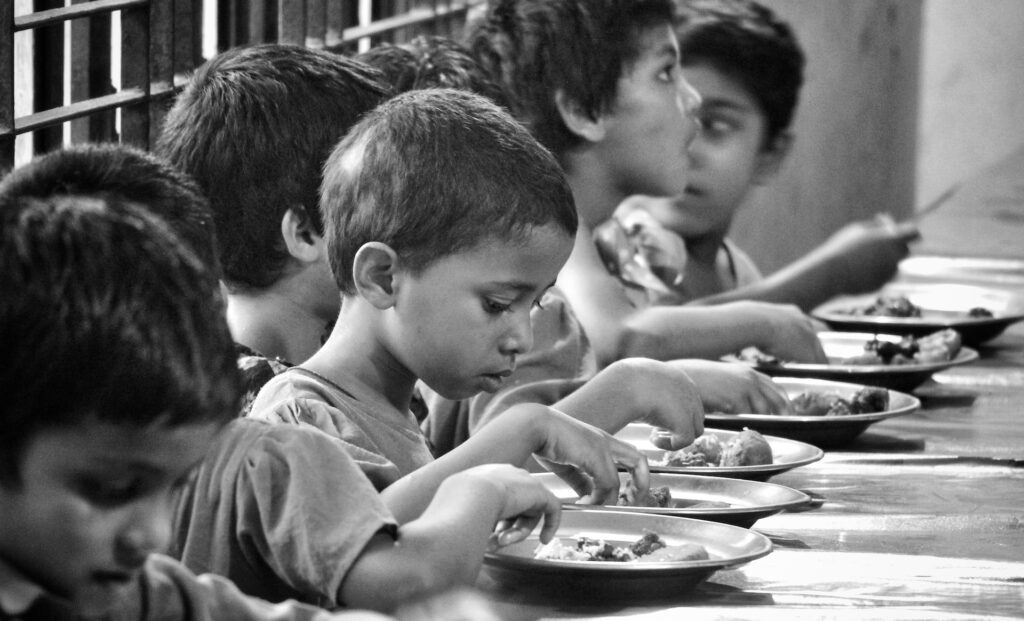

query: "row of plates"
xmin=484 ymin=279 xmax=1024 ymax=598
xmin=485 ymin=375 xmax=923 ymax=598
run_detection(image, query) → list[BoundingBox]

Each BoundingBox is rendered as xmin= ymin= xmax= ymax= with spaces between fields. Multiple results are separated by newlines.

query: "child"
xmin=0 ymin=146 xmax=562 ymax=617
xmin=596 ymin=0 xmax=920 ymax=311
xmin=467 ymin=0 xmax=828 ymax=367
xmin=357 ymin=35 xmax=793 ymax=454
xmin=249 ymin=88 xmax=656 ymax=503
xmin=0 ymin=155 xmax=397 ymax=620
xmin=156 ymin=44 xmax=391 ymax=412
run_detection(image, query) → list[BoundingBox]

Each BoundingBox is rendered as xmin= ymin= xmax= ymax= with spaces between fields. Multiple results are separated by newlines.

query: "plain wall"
xmin=916 ymin=0 xmax=1024 ymax=205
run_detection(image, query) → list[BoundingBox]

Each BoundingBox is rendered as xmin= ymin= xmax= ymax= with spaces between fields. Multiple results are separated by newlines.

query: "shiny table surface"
xmin=479 ymin=148 xmax=1024 ymax=619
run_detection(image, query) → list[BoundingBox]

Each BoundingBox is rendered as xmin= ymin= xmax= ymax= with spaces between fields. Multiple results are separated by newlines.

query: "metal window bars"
xmin=1 ymin=0 xmax=474 ymax=172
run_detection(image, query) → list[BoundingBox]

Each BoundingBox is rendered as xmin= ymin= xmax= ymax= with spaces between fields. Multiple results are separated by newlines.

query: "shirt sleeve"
xmin=137 ymin=554 xmax=393 ymax=621
xmin=234 ymin=427 xmax=398 ymax=608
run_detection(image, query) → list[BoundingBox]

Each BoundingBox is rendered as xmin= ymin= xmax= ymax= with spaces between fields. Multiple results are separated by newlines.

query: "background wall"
xmin=728 ymin=0 xmax=1024 ymax=275
xmin=916 ymin=0 xmax=1024 ymax=205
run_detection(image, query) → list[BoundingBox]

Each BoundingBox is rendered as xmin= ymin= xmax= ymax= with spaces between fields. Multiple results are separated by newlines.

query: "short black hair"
xmin=0 ymin=143 xmax=220 ymax=273
xmin=466 ymin=0 xmax=676 ymax=156
xmin=676 ymin=0 xmax=805 ymax=145
xmin=357 ymin=35 xmax=510 ymax=108
xmin=0 ymin=164 xmax=241 ymax=485
xmin=157 ymin=43 xmax=389 ymax=291
xmin=320 ymin=88 xmax=577 ymax=295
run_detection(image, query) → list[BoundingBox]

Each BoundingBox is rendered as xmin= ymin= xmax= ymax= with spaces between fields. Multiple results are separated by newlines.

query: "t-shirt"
xmin=236 ymin=344 xmax=292 ymax=418
xmin=419 ymin=287 xmax=596 ymax=456
xmin=593 ymin=207 xmax=763 ymax=307
xmin=0 ymin=554 xmax=390 ymax=621
xmin=172 ymin=418 xmax=397 ymax=608
xmin=249 ymin=369 xmax=434 ymax=490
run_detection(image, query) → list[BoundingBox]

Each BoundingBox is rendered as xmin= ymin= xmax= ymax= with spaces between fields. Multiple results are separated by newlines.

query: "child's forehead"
xmin=28 ymin=419 xmax=222 ymax=472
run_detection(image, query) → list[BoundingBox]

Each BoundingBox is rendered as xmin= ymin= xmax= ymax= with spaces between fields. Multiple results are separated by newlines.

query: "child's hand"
xmin=451 ymin=464 xmax=562 ymax=550
xmin=736 ymin=301 xmax=828 ymax=363
xmin=552 ymin=357 xmax=705 ymax=451
xmin=522 ymin=405 xmax=650 ymax=505
xmin=668 ymin=359 xmax=794 ymax=417
xmin=820 ymin=215 xmax=920 ymax=294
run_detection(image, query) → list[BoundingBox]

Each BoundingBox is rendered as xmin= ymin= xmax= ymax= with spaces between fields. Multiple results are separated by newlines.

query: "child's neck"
xmin=683 ymin=231 xmax=727 ymax=265
xmin=226 ymin=288 xmax=330 ymax=364
xmin=303 ymin=301 xmax=417 ymax=413
xmin=565 ymin=152 xmax=630 ymax=228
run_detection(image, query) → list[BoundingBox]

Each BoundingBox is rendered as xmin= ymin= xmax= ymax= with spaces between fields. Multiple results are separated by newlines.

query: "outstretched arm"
xmin=558 ymin=226 xmax=826 ymax=366
xmin=382 ymin=403 xmax=647 ymax=523
xmin=343 ymin=464 xmax=560 ymax=611
xmin=690 ymin=216 xmax=920 ymax=311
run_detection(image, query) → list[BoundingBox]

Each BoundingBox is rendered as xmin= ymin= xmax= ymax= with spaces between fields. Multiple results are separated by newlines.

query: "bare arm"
xmin=558 ymin=226 xmax=827 ymax=366
xmin=381 ymin=404 xmax=647 ymax=523
xmin=689 ymin=217 xmax=920 ymax=312
xmin=342 ymin=465 xmax=560 ymax=611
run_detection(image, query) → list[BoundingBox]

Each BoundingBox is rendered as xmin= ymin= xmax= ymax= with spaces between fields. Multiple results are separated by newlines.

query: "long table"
xmin=478 ymin=148 xmax=1024 ymax=619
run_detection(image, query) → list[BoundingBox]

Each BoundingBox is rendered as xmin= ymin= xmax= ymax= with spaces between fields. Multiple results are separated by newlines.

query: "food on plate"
xmin=719 ymin=428 xmax=772 ymax=466
xmin=838 ymin=295 xmax=993 ymax=320
xmin=791 ymin=386 xmax=889 ymax=417
xmin=654 ymin=428 xmax=771 ymax=468
xmin=533 ymin=530 xmax=709 ymax=563
xmin=617 ymin=480 xmax=672 ymax=508
xmin=843 ymin=295 xmax=922 ymax=317
xmin=841 ymin=328 xmax=962 ymax=365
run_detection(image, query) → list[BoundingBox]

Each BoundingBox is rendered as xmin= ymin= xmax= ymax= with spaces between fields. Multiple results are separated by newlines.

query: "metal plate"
xmin=740 ymin=331 xmax=979 ymax=392
xmin=482 ymin=509 xmax=772 ymax=599
xmin=615 ymin=426 xmax=823 ymax=481
xmin=533 ymin=472 xmax=811 ymax=528
xmin=812 ymin=282 xmax=1024 ymax=345
xmin=705 ymin=377 xmax=922 ymax=447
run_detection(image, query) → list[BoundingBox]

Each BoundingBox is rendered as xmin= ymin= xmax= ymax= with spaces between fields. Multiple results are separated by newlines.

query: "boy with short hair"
xmin=0 ymin=158 xmax=393 ymax=621
xmin=0 ymin=146 xmax=564 ymax=618
xmin=250 ymin=88 xmax=658 ymax=509
xmin=156 ymin=44 xmax=390 ymax=410
xmin=467 ymin=0 xmax=828 ymax=367
xmin=597 ymin=0 xmax=919 ymax=311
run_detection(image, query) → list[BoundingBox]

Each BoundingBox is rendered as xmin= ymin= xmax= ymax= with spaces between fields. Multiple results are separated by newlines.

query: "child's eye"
xmin=79 ymin=476 xmax=144 ymax=506
xmin=483 ymin=298 xmax=512 ymax=314
xmin=532 ymin=297 xmax=546 ymax=310
xmin=657 ymin=64 xmax=677 ymax=83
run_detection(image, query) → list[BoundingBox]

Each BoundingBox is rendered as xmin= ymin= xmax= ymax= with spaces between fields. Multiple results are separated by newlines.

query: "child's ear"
xmin=352 ymin=242 xmax=399 ymax=309
xmin=555 ymin=89 xmax=607 ymax=142
xmin=280 ymin=206 xmax=324 ymax=263
xmin=753 ymin=131 xmax=793 ymax=186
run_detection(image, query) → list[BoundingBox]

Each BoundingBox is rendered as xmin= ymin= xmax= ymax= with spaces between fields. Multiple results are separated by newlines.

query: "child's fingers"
xmin=613 ymin=439 xmax=650 ymax=499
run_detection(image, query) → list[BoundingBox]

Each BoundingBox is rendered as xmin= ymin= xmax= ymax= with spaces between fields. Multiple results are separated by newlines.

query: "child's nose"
xmin=499 ymin=312 xmax=533 ymax=356
xmin=115 ymin=499 xmax=172 ymax=568
xmin=678 ymin=75 xmax=702 ymax=118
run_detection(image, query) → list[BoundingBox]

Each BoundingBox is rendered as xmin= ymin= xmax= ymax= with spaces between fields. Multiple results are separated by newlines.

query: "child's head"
xmin=0 ymin=160 xmax=240 ymax=613
xmin=357 ymin=35 xmax=510 ymax=107
xmin=655 ymin=0 xmax=805 ymax=238
xmin=320 ymin=88 xmax=577 ymax=398
xmin=467 ymin=0 xmax=700 ymax=209
xmin=677 ymin=0 xmax=804 ymax=149
xmin=0 ymin=143 xmax=220 ymax=272
xmin=156 ymin=43 xmax=389 ymax=296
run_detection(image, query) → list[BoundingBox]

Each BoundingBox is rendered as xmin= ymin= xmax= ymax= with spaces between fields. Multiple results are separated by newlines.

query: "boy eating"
xmin=598 ymin=0 xmax=919 ymax=311
xmin=0 ymin=156 xmax=394 ymax=620
xmin=250 ymin=88 xmax=653 ymax=502
xmin=467 ymin=0 xmax=828 ymax=366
